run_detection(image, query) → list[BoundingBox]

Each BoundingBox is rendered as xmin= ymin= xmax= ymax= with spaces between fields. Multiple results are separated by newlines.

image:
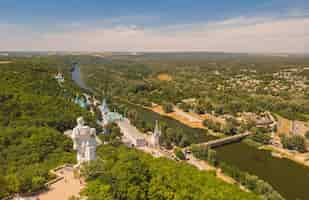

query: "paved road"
xmin=117 ymin=119 xmax=148 ymax=146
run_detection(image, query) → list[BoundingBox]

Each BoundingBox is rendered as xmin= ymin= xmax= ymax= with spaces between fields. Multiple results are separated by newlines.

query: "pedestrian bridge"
xmin=189 ymin=132 xmax=251 ymax=149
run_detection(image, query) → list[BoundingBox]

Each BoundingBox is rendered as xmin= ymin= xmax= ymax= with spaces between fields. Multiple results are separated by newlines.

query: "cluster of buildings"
xmin=99 ymin=98 xmax=162 ymax=148
xmin=72 ymin=94 xmax=162 ymax=150
xmin=53 ymin=66 xmax=164 ymax=164
xmin=240 ymin=112 xmax=276 ymax=130
xmin=272 ymin=69 xmax=308 ymax=93
xmin=220 ymin=67 xmax=308 ymax=95
xmin=99 ymin=99 xmax=123 ymax=127
xmin=68 ymin=98 xmax=163 ymax=166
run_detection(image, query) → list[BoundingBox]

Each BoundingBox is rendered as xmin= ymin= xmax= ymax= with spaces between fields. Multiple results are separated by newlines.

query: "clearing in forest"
xmin=276 ymin=115 xmax=291 ymax=135
xmin=150 ymin=105 xmax=205 ymax=129
xmin=157 ymin=73 xmax=172 ymax=81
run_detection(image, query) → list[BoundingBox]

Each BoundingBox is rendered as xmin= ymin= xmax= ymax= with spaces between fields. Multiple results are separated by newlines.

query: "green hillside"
xmin=0 ymin=58 xmax=96 ymax=198
xmin=82 ymin=145 xmax=262 ymax=200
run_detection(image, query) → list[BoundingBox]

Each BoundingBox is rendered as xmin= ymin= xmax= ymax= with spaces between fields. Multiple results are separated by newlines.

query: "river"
xmin=71 ymin=63 xmax=93 ymax=92
xmin=71 ymin=64 xmax=309 ymax=200
xmin=216 ymin=142 xmax=309 ymax=200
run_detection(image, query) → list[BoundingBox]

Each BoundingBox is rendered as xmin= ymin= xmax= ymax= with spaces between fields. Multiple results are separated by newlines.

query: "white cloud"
xmin=0 ymin=16 xmax=307 ymax=53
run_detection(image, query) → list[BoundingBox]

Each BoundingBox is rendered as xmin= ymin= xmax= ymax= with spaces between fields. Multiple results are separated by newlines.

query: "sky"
xmin=0 ymin=0 xmax=308 ymax=53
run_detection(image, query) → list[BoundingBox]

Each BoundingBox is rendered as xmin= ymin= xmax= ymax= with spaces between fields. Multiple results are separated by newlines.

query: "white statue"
xmin=72 ymin=117 xmax=97 ymax=165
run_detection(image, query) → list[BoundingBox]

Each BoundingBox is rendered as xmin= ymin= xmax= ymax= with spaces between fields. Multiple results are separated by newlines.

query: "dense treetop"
xmin=81 ymin=145 xmax=262 ymax=200
xmin=79 ymin=53 xmax=309 ymax=121
xmin=0 ymin=57 xmax=96 ymax=198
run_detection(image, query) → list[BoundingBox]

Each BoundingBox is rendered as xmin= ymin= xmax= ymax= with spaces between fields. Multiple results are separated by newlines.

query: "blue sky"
xmin=0 ymin=0 xmax=307 ymax=53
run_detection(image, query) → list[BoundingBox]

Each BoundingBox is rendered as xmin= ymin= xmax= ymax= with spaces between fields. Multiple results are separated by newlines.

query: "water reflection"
xmin=216 ymin=142 xmax=309 ymax=200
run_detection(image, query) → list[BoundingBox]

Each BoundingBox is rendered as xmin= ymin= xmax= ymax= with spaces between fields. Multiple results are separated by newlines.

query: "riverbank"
xmin=148 ymin=103 xmax=309 ymax=168
xmin=259 ymin=145 xmax=309 ymax=168
xmin=137 ymin=145 xmax=239 ymax=186
xmin=148 ymin=104 xmax=225 ymax=138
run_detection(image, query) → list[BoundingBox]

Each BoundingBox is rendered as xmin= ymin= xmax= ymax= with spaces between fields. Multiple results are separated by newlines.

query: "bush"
xmin=207 ymin=149 xmax=218 ymax=166
xmin=178 ymin=102 xmax=190 ymax=112
xmin=219 ymin=162 xmax=284 ymax=200
xmin=100 ymin=123 xmax=123 ymax=146
xmin=222 ymin=122 xmax=238 ymax=135
xmin=202 ymin=119 xmax=221 ymax=132
xmin=191 ymin=145 xmax=208 ymax=160
xmin=251 ymin=133 xmax=272 ymax=145
xmin=305 ymin=131 xmax=309 ymax=140
xmin=162 ymin=102 xmax=174 ymax=113
xmin=280 ymin=135 xmax=307 ymax=153
xmin=191 ymin=145 xmax=218 ymax=166
xmin=174 ymin=148 xmax=186 ymax=160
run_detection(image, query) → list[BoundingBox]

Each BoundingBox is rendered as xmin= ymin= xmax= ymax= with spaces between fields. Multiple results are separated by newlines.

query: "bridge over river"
xmin=185 ymin=132 xmax=251 ymax=150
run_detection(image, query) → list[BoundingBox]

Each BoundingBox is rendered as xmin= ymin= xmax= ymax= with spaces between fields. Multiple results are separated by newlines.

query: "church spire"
xmin=151 ymin=120 xmax=161 ymax=147
xmin=154 ymin=120 xmax=161 ymax=137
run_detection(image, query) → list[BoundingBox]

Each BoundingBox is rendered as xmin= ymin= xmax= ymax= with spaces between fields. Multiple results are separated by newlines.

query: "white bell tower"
xmin=151 ymin=120 xmax=161 ymax=147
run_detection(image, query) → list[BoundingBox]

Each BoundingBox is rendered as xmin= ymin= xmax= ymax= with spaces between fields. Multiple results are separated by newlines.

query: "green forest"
xmin=81 ymin=145 xmax=262 ymax=200
xmin=80 ymin=54 xmax=309 ymax=121
xmin=0 ymin=58 xmax=96 ymax=198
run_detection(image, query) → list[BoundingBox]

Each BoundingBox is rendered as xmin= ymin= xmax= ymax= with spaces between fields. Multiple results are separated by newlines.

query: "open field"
xmin=148 ymin=104 xmax=225 ymax=137
xmin=0 ymin=61 xmax=12 ymax=64
xmin=150 ymin=105 xmax=204 ymax=128
xmin=157 ymin=73 xmax=172 ymax=81
xmin=276 ymin=115 xmax=292 ymax=135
